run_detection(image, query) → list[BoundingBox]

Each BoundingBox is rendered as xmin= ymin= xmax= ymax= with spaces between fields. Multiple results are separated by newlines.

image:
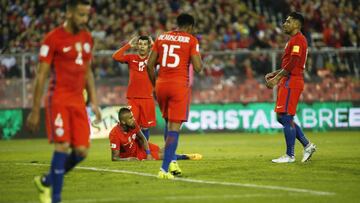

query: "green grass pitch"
xmin=1 ymin=131 xmax=359 ymax=203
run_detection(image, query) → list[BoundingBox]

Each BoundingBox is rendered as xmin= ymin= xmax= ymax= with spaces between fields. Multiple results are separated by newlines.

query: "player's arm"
xmin=111 ymin=150 xmax=139 ymax=161
xmin=265 ymin=69 xmax=281 ymax=80
xmin=26 ymin=62 xmax=50 ymax=132
xmin=191 ymin=54 xmax=203 ymax=73
xmin=112 ymin=36 xmax=138 ymax=62
xmin=85 ymin=62 xmax=101 ymax=122
xmin=136 ymin=131 xmax=154 ymax=160
xmin=147 ymin=50 xmax=158 ymax=87
xmin=266 ymin=55 xmax=301 ymax=89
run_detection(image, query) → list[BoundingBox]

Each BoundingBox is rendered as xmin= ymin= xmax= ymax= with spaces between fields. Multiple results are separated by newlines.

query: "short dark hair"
xmin=176 ymin=13 xmax=195 ymax=28
xmin=288 ymin=12 xmax=304 ymax=27
xmin=118 ymin=107 xmax=131 ymax=121
xmin=67 ymin=0 xmax=91 ymax=10
xmin=138 ymin=36 xmax=150 ymax=43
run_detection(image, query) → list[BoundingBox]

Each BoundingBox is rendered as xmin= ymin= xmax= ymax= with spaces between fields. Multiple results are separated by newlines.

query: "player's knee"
xmin=278 ymin=114 xmax=294 ymax=127
xmin=74 ymin=147 xmax=88 ymax=158
xmin=54 ymin=142 xmax=70 ymax=152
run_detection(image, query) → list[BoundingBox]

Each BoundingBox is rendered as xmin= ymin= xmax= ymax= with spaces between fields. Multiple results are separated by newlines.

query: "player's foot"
xmin=185 ymin=153 xmax=203 ymax=160
xmin=302 ymin=143 xmax=316 ymax=162
xmin=34 ymin=175 xmax=51 ymax=203
xmin=158 ymin=170 xmax=174 ymax=179
xmin=272 ymin=155 xmax=295 ymax=163
xmin=169 ymin=161 xmax=182 ymax=176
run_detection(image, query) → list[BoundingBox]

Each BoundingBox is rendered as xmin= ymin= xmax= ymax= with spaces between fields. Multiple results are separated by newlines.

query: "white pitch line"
xmin=17 ymin=163 xmax=335 ymax=196
xmin=62 ymin=194 xmax=287 ymax=203
xmin=15 ymin=194 xmax=290 ymax=203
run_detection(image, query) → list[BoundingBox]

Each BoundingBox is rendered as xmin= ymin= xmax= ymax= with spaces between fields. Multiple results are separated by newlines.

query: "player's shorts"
xmin=45 ymin=103 xmax=90 ymax=147
xmin=127 ymin=98 xmax=156 ymax=128
xmin=137 ymin=143 xmax=160 ymax=160
xmin=275 ymin=86 xmax=303 ymax=115
xmin=155 ymin=82 xmax=191 ymax=123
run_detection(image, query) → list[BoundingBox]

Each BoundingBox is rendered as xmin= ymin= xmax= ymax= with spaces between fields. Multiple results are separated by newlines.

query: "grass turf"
xmin=0 ymin=131 xmax=359 ymax=203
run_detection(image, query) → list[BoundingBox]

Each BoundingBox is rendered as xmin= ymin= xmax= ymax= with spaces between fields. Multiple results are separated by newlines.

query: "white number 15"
xmin=161 ymin=44 xmax=180 ymax=68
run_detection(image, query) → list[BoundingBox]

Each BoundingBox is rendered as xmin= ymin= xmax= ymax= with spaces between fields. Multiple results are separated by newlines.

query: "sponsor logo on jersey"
xmin=62 ymin=46 xmax=72 ymax=52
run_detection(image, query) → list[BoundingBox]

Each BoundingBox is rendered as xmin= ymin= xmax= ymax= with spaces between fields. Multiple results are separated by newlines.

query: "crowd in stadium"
xmin=0 ymin=0 xmax=359 ymax=105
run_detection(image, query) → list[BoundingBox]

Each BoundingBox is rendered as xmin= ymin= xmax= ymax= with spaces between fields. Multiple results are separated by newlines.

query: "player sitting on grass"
xmin=109 ymin=107 xmax=202 ymax=165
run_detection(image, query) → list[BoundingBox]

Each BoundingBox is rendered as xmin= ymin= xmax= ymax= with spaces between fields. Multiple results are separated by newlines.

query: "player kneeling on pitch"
xmin=109 ymin=107 xmax=202 ymax=162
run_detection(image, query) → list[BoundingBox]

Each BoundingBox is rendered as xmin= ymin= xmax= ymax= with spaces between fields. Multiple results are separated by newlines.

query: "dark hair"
xmin=176 ymin=13 xmax=195 ymax=28
xmin=67 ymin=0 xmax=91 ymax=10
xmin=288 ymin=12 xmax=304 ymax=27
xmin=118 ymin=107 xmax=131 ymax=121
xmin=138 ymin=36 xmax=150 ymax=43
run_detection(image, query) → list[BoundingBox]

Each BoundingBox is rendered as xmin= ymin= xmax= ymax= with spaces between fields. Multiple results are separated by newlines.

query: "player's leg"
xmin=162 ymin=121 xmax=182 ymax=176
xmin=276 ymin=113 xmax=296 ymax=159
xmin=158 ymin=148 xmax=202 ymax=160
xmin=161 ymin=86 xmax=190 ymax=177
xmin=127 ymin=98 xmax=140 ymax=125
xmin=139 ymin=98 xmax=156 ymax=140
xmin=36 ymin=106 xmax=71 ymax=203
xmin=67 ymin=106 xmax=91 ymax=171
xmin=272 ymin=87 xmax=295 ymax=163
xmin=288 ymin=88 xmax=316 ymax=162
xmin=155 ymin=84 xmax=175 ymax=178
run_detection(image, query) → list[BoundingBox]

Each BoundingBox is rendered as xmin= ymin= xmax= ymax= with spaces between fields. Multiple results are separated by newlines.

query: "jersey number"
xmin=161 ymin=44 xmax=180 ymax=68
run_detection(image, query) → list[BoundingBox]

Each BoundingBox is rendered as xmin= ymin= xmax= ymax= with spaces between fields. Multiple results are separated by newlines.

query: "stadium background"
xmin=1 ymin=1 xmax=360 ymax=203
xmin=0 ymin=0 xmax=359 ymax=139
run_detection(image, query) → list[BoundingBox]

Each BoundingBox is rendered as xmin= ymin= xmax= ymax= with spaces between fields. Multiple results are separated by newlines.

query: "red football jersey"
xmin=109 ymin=124 xmax=141 ymax=158
xmin=39 ymin=26 xmax=93 ymax=105
xmin=113 ymin=44 xmax=153 ymax=98
xmin=279 ymin=32 xmax=308 ymax=89
xmin=152 ymin=31 xmax=200 ymax=85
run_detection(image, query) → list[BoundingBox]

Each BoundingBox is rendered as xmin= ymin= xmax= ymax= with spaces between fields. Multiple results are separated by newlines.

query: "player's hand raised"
xmin=128 ymin=36 xmax=138 ymax=48
xmin=26 ymin=110 xmax=40 ymax=133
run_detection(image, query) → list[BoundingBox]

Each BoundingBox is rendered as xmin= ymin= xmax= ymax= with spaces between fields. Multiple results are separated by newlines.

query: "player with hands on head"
xmin=112 ymin=35 xmax=156 ymax=141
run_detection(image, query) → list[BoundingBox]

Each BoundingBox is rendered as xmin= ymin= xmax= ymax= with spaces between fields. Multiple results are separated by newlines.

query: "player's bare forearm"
xmin=191 ymin=54 xmax=203 ymax=73
xmin=147 ymin=51 xmax=158 ymax=86
xmin=85 ymin=64 xmax=102 ymax=122
xmin=85 ymin=65 xmax=98 ymax=105
xmin=136 ymin=131 xmax=150 ymax=152
xmin=111 ymin=150 xmax=138 ymax=161
xmin=266 ymin=69 xmax=289 ymax=89
xmin=112 ymin=44 xmax=131 ymax=62
xmin=26 ymin=62 xmax=50 ymax=132
xmin=31 ymin=63 xmax=50 ymax=111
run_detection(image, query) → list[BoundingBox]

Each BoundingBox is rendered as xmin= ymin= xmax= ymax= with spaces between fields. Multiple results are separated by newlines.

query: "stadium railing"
xmin=0 ymin=48 xmax=359 ymax=109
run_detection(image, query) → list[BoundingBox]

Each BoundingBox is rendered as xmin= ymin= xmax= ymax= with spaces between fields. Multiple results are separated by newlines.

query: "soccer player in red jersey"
xmin=112 ymin=36 xmax=155 ymax=141
xmin=109 ymin=107 xmax=202 ymax=161
xmin=265 ymin=12 xmax=316 ymax=163
xmin=26 ymin=1 xmax=101 ymax=202
xmin=109 ymin=107 xmax=155 ymax=161
xmin=147 ymin=13 xmax=203 ymax=179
